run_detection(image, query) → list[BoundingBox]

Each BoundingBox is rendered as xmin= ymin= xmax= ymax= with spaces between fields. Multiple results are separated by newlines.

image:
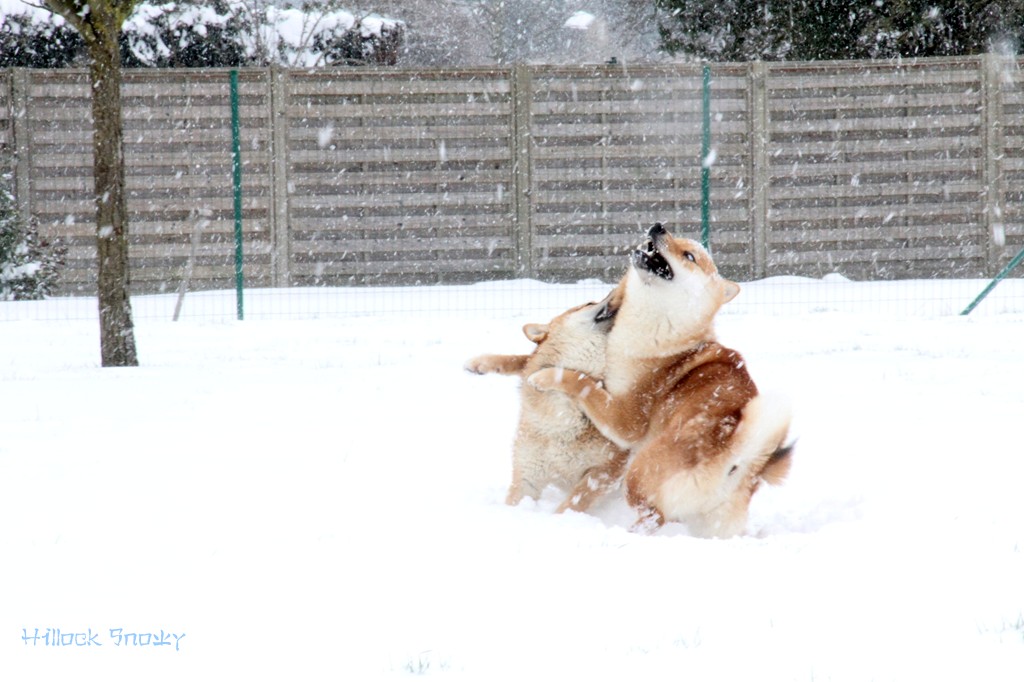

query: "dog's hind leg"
xmin=506 ymin=457 xmax=545 ymax=506
xmin=505 ymin=481 xmax=526 ymax=505
xmin=506 ymin=478 xmax=544 ymax=506
xmin=556 ymin=449 xmax=629 ymax=513
xmin=629 ymin=504 xmax=665 ymax=534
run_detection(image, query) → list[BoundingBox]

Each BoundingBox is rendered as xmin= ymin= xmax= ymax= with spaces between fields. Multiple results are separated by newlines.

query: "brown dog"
xmin=530 ymin=224 xmax=793 ymax=536
xmin=465 ymin=291 xmax=629 ymax=513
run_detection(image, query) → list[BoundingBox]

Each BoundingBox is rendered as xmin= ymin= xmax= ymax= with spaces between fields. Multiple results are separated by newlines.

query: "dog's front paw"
xmin=527 ymin=367 xmax=566 ymax=392
xmin=465 ymin=353 xmax=531 ymax=376
xmin=464 ymin=355 xmax=495 ymax=375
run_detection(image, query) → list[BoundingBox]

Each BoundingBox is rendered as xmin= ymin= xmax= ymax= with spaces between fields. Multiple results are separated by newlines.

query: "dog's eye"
xmin=683 ymin=251 xmax=696 ymax=263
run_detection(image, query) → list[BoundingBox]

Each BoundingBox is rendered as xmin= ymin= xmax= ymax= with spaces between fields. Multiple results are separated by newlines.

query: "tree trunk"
xmin=89 ymin=22 xmax=138 ymax=367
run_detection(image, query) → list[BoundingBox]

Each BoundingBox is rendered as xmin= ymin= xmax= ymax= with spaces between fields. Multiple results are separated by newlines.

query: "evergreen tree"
xmin=656 ymin=0 xmax=792 ymax=61
xmin=0 ymin=169 xmax=65 ymax=301
xmin=655 ymin=0 xmax=1024 ymax=61
xmin=860 ymin=0 xmax=1024 ymax=58
xmin=788 ymin=0 xmax=875 ymax=61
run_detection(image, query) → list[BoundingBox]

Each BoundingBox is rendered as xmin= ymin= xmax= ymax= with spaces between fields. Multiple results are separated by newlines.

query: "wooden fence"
xmin=2 ymin=57 xmax=1023 ymax=296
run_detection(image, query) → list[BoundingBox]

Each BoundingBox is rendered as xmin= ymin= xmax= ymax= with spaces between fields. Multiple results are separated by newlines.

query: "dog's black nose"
xmin=648 ymin=223 xmax=666 ymax=239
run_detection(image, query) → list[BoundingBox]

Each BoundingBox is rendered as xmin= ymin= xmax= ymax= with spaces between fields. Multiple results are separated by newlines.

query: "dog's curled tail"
xmin=728 ymin=391 xmax=794 ymax=486
xmin=759 ymin=439 xmax=795 ymax=486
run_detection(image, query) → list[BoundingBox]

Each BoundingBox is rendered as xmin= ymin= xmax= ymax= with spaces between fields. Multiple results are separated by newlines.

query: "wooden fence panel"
xmin=764 ymin=58 xmax=988 ymax=279
xmin=2 ymin=58 xmax=1023 ymax=299
xmin=17 ymin=68 xmax=273 ymax=295
xmin=528 ymin=64 xmax=752 ymax=282
xmin=999 ymin=58 xmax=1024 ymax=260
xmin=282 ymin=69 xmax=516 ymax=286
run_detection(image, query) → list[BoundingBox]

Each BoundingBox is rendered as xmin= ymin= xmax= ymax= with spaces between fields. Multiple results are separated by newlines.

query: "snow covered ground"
xmin=2 ymin=277 xmax=1024 ymax=681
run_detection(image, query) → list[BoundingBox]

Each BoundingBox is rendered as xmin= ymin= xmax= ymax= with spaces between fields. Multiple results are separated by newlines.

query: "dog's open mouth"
xmin=632 ymin=237 xmax=673 ymax=280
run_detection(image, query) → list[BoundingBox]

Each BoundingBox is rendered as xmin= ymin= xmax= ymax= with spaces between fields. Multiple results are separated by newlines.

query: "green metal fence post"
xmin=230 ymin=69 xmax=244 ymax=321
xmin=961 ymin=245 xmax=1024 ymax=315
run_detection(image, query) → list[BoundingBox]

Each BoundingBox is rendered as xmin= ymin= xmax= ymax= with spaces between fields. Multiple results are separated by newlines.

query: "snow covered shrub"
xmin=0 ymin=6 xmax=84 ymax=67
xmin=263 ymin=4 xmax=403 ymax=67
xmin=0 ymin=0 xmax=403 ymax=68
xmin=312 ymin=14 xmax=403 ymax=66
xmin=0 ymin=169 xmax=65 ymax=301
xmin=121 ymin=0 xmax=261 ymax=68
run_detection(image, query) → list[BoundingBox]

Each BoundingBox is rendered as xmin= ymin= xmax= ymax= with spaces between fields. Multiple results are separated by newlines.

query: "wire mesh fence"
xmin=3 ymin=276 xmax=1023 ymax=325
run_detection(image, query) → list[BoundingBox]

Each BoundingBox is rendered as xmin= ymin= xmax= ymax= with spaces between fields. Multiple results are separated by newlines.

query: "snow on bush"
xmin=0 ymin=0 xmax=403 ymax=68
xmin=0 ymin=168 xmax=64 ymax=301
xmin=0 ymin=0 xmax=83 ymax=67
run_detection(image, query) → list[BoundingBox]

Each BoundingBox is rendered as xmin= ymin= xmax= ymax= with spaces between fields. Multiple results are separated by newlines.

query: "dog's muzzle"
xmin=632 ymin=223 xmax=673 ymax=280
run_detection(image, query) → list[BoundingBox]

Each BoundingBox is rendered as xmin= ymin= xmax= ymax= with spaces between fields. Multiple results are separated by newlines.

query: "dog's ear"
xmin=721 ymin=279 xmax=740 ymax=303
xmin=594 ymin=301 xmax=617 ymax=323
xmin=594 ymin=282 xmax=624 ymax=326
xmin=523 ymin=323 xmax=549 ymax=344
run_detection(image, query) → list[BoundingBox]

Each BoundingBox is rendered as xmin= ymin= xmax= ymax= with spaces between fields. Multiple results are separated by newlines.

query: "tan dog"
xmin=466 ymin=292 xmax=628 ymax=513
xmin=530 ymin=224 xmax=793 ymax=537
